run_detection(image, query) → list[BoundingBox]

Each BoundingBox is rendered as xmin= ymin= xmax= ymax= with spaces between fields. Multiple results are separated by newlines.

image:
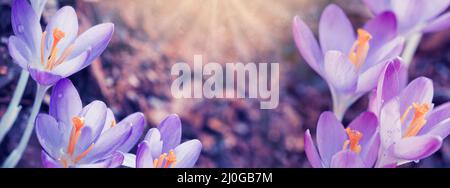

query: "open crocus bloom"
xmin=293 ymin=4 xmax=404 ymax=118
xmin=371 ymin=60 xmax=450 ymax=167
xmin=36 ymin=79 xmax=145 ymax=168
xmin=8 ymin=0 xmax=114 ymax=86
xmin=129 ymin=114 xmax=202 ymax=168
xmin=304 ymin=111 xmax=379 ymax=168
xmin=363 ymin=0 xmax=450 ymax=34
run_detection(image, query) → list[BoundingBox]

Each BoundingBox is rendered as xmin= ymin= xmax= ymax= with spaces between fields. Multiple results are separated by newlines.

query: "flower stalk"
xmin=402 ymin=33 xmax=423 ymax=68
xmin=0 ymin=70 xmax=30 ymax=143
xmin=2 ymin=84 xmax=49 ymax=168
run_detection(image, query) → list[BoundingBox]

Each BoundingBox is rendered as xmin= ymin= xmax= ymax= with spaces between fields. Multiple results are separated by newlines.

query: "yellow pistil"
xmin=342 ymin=128 xmax=363 ymax=154
xmin=153 ymin=150 xmax=177 ymax=168
xmin=348 ymin=29 xmax=372 ymax=69
xmin=401 ymin=103 xmax=430 ymax=138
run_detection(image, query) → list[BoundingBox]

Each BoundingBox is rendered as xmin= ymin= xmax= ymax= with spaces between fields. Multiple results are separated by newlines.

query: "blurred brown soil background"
xmin=0 ymin=0 xmax=449 ymax=167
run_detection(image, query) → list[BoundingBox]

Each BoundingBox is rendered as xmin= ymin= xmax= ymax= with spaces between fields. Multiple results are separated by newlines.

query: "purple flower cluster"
xmin=296 ymin=2 xmax=450 ymax=168
xmin=38 ymin=79 xmax=202 ymax=168
xmin=3 ymin=0 xmax=449 ymax=168
xmin=3 ymin=0 xmax=203 ymax=168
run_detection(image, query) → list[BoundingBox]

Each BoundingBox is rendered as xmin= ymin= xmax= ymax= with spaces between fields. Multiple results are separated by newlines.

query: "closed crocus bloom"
xmin=8 ymin=0 xmax=114 ymax=86
xmin=293 ymin=4 xmax=404 ymax=119
xmin=36 ymin=79 xmax=145 ymax=168
xmin=130 ymin=114 xmax=202 ymax=168
xmin=370 ymin=60 xmax=450 ymax=167
xmin=363 ymin=0 xmax=450 ymax=34
xmin=304 ymin=111 xmax=380 ymax=168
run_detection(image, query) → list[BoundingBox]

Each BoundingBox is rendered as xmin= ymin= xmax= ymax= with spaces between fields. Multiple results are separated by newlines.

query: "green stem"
xmin=402 ymin=33 xmax=423 ymax=68
xmin=2 ymin=84 xmax=49 ymax=168
xmin=0 ymin=70 xmax=30 ymax=143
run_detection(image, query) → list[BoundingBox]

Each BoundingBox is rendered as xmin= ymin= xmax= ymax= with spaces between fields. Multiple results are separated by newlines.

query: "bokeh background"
xmin=0 ymin=0 xmax=449 ymax=168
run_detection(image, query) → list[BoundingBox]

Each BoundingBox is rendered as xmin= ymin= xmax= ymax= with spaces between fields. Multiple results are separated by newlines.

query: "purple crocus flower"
xmin=370 ymin=59 xmax=450 ymax=167
xmin=128 ymin=114 xmax=202 ymax=168
xmin=293 ymin=4 xmax=404 ymax=119
xmin=304 ymin=111 xmax=380 ymax=168
xmin=8 ymin=0 xmax=114 ymax=86
xmin=36 ymin=79 xmax=145 ymax=168
xmin=363 ymin=0 xmax=450 ymax=34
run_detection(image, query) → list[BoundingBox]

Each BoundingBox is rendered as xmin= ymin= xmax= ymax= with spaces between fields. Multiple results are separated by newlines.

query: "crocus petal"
xmin=323 ymin=51 xmax=357 ymax=93
xmin=356 ymin=59 xmax=389 ymax=94
xmin=319 ymin=4 xmax=355 ymax=54
xmin=76 ymin=152 xmax=123 ymax=168
xmin=423 ymin=12 xmax=450 ymax=33
xmin=304 ymin=130 xmax=323 ymax=168
xmin=363 ymin=133 xmax=380 ymax=167
xmin=364 ymin=11 xmax=397 ymax=53
xmin=418 ymin=0 xmax=450 ymax=22
xmin=144 ymin=128 xmax=163 ymax=159
xmin=426 ymin=118 xmax=450 ymax=139
xmin=158 ymin=114 xmax=182 ymax=153
xmin=79 ymin=100 xmax=107 ymax=143
xmin=362 ymin=0 xmax=391 ymax=14
xmin=28 ymin=66 xmax=62 ymax=86
xmin=316 ymin=111 xmax=347 ymax=167
xmin=391 ymin=0 xmax=427 ymax=33
xmin=399 ymin=77 xmax=433 ymax=114
xmin=44 ymin=6 xmax=78 ymax=58
xmin=347 ymin=112 xmax=379 ymax=167
xmin=41 ymin=151 xmax=62 ymax=168
xmin=68 ymin=23 xmax=114 ymax=65
xmin=80 ymin=122 xmax=132 ymax=163
xmin=292 ymin=16 xmax=323 ymax=74
xmin=51 ymin=51 xmax=88 ymax=77
xmin=72 ymin=126 xmax=93 ymax=158
xmin=35 ymin=114 xmax=64 ymax=158
xmin=392 ymin=135 xmax=442 ymax=161
xmin=379 ymin=99 xmax=403 ymax=148
xmin=30 ymin=0 xmax=47 ymax=18
xmin=420 ymin=102 xmax=450 ymax=135
xmin=362 ymin=37 xmax=404 ymax=72
xmin=348 ymin=112 xmax=378 ymax=149
xmin=372 ymin=59 xmax=407 ymax=114
xmin=116 ymin=112 xmax=146 ymax=153
xmin=174 ymin=139 xmax=202 ymax=168
xmin=135 ymin=141 xmax=154 ymax=168
xmin=11 ymin=0 xmax=41 ymax=57
xmin=107 ymin=152 xmax=125 ymax=168
xmin=49 ymin=78 xmax=82 ymax=126
xmin=122 ymin=153 xmax=137 ymax=168
xmin=330 ymin=150 xmax=365 ymax=168
xmin=101 ymin=108 xmax=116 ymax=134
xmin=8 ymin=36 xmax=31 ymax=69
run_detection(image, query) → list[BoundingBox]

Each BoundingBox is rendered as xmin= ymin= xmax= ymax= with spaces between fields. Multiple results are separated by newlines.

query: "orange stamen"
xmin=348 ymin=29 xmax=372 ymax=69
xmin=67 ymin=116 xmax=85 ymax=156
xmin=402 ymin=103 xmax=430 ymax=138
xmin=110 ymin=120 xmax=117 ymax=128
xmin=52 ymin=44 xmax=74 ymax=68
xmin=343 ymin=128 xmax=363 ymax=153
xmin=164 ymin=150 xmax=177 ymax=168
xmin=40 ymin=31 xmax=47 ymax=66
xmin=45 ymin=28 xmax=66 ymax=70
xmin=153 ymin=150 xmax=177 ymax=168
xmin=74 ymin=144 xmax=95 ymax=163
